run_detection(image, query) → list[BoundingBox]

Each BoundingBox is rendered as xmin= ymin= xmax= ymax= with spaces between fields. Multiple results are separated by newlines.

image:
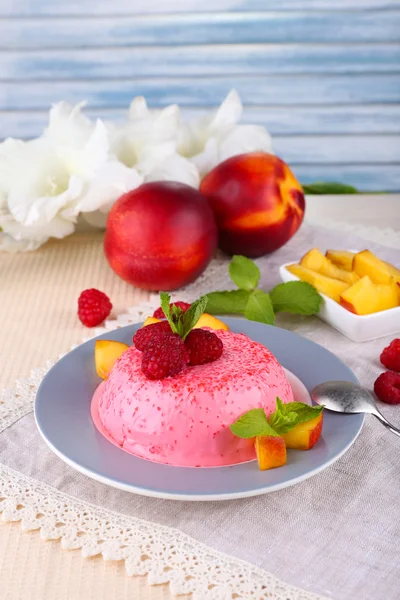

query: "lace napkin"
xmin=1 ymin=224 xmax=399 ymax=600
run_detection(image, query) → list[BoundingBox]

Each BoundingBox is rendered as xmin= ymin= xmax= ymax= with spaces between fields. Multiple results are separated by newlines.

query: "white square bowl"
xmin=279 ymin=262 xmax=400 ymax=343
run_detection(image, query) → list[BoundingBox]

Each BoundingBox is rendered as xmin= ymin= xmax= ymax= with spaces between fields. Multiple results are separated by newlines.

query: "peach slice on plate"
xmin=281 ymin=413 xmax=324 ymax=450
xmin=340 ymin=276 xmax=398 ymax=315
xmin=192 ymin=313 xmax=229 ymax=331
xmin=325 ymin=250 xmax=355 ymax=272
xmin=300 ymin=248 xmax=358 ymax=284
xmin=144 ymin=313 xmax=229 ymax=331
xmin=95 ymin=340 xmax=129 ymax=380
xmin=143 ymin=316 xmax=162 ymax=326
xmin=286 ymin=264 xmax=349 ymax=302
xmin=255 ymin=435 xmax=287 ymax=470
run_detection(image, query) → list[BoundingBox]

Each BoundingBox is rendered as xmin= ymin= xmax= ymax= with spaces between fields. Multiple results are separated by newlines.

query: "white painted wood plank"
xmin=1 ymin=0 xmax=396 ymax=17
xmin=2 ymin=11 xmax=399 ymax=46
xmin=273 ymin=136 xmax=400 ymax=164
xmin=2 ymin=106 xmax=400 ymax=140
xmin=2 ymin=44 xmax=399 ymax=79
xmin=293 ymin=165 xmax=400 ymax=192
xmin=1 ymin=75 xmax=398 ymax=111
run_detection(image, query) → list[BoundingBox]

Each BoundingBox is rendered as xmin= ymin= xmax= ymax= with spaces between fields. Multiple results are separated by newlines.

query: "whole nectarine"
xmin=104 ymin=182 xmax=218 ymax=291
xmin=200 ymin=152 xmax=305 ymax=257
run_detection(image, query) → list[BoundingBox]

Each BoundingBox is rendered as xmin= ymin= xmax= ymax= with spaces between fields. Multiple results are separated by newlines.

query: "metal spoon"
xmin=312 ymin=380 xmax=400 ymax=437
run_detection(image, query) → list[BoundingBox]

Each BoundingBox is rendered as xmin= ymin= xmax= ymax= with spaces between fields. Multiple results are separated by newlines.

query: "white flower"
xmin=179 ymin=89 xmax=273 ymax=175
xmin=0 ymin=91 xmax=273 ymax=252
xmin=109 ymin=97 xmax=180 ymax=174
xmin=0 ymin=102 xmax=143 ymax=250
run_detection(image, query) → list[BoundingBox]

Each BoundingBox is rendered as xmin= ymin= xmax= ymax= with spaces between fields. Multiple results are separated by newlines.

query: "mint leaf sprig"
xmin=206 ymin=255 xmax=322 ymax=325
xmin=160 ymin=292 xmax=208 ymax=340
xmin=230 ymin=398 xmax=323 ymax=439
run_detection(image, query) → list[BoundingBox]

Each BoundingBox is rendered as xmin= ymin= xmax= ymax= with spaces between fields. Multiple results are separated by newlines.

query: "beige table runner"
xmin=1 ymin=234 xmax=175 ymax=600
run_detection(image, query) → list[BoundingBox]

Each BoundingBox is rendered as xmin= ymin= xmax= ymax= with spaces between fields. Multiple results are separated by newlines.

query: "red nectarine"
xmin=200 ymin=152 xmax=305 ymax=257
xmin=104 ymin=182 xmax=218 ymax=291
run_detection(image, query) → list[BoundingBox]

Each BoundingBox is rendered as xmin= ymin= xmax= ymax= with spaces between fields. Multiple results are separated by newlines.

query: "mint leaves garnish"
xmin=229 ymin=255 xmax=260 ymax=291
xmin=160 ymin=292 xmax=208 ymax=340
xmin=268 ymin=398 xmax=323 ymax=434
xmin=270 ymin=281 xmax=322 ymax=316
xmin=230 ymin=399 xmax=324 ymax=439
xmin=244 ymin=289 xmax=275 ymax=325
xmin=230 ymin=408 xmax=279 ymax=438
xmin=204 ymin=289 xmax=249 ymax=314
xmin=206 ymin=255 xmax=322 ymax=325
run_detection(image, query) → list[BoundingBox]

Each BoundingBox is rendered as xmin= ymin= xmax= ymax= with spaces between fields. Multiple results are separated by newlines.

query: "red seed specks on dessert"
xmin=95 ymin=330 xmax=294 ymax=467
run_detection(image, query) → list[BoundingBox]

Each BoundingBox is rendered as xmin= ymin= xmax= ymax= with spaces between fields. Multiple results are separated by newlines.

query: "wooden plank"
xmin=293 ymin=165 xmax=400 ymax=192
xmin=273 ymin=135 xmax=400 ymax=164
xmin=0 ymin=75 xmax=398 ymax=111
xmin=2 ymin=44 xmax=399 ymax=79
xmin=2 ymin=105 xmax=400 ymax=140
xmin=1 ymin=1 xmax=397 ymax=17
xmin=2 ymin=11 xmax=399 ymax=46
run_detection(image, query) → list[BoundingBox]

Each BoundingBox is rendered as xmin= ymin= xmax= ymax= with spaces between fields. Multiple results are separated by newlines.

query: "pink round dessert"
xmin=94 ymin=330 xmax=294 ymax=467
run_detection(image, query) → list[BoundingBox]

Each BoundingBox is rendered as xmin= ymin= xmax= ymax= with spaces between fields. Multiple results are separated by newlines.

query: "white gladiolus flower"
xmin=0 ymin=102 xmax=142 ymax=250
xmin=0 ymin=92 xmax=273 ymax=251
xmin=179 ymin=89 xmax=273 ymax=175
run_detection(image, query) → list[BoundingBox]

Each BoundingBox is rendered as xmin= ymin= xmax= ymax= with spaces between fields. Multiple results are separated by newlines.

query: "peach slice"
xmin=255 ymin=435 xmax=287 ymax=470
xmin=286 ymin=264 xmax=349 ymax=302
xmin=325 ymin=250 xmax=355 ymax=272
xmin=95 ymin=340 xmax=129 ymax=379
xmin=383 ymin=260 xmax=400 ymax=284
xmin=353 ymin=250 xmax=394 ymax=284
xmin=340 ymin=276 xmax=398 ymax=315
xmin=143 ymin=316 xmax=161 ymax=326
xmin=281 ymin=413 xmax=323 ymax=450
xmin=300 ymin=248 xmax=358 ymax=284
xmin=192 ymin=313 xmax=229 ymax=331
xmin=383 ymin=261 xmax=400 ymax=302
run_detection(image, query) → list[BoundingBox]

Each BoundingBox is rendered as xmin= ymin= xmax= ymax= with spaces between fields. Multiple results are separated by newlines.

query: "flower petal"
xmin=144 ymin=153 xmax=200 ymax=188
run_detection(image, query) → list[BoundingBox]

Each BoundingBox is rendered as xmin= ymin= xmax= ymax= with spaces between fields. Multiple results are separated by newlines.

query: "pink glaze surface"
xmin=94 ymin=330 xmax=294 ymax=467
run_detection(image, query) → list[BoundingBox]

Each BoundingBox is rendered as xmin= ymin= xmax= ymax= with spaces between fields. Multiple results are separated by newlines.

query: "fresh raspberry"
xmin=77 ymin=288 xmax=112 ymax=327
xmin=380 ymin=339 xmax=400 ymax=372
xmin=184 ymin=329 xmax=223 ymax=366
xmin=153 ymin=302 xmax=191 ymax=319
xmin=374 ymin=371 xmax=400 ymax=405
xmin=133 ymin=320 xmax=172 ymax=352
xmin=141 ymin=333 xmax=189 ymax=380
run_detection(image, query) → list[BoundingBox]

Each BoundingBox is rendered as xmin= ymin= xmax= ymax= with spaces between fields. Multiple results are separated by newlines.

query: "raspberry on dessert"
xmin=153 ymin=301 xmax=191 ymax=319
xmin=141 ymin=333 xmax=189 ymax=380
xmin=133 ymin=320 xmax=172 ymax=352
xmin=78 ymin=288 xmax=112 ymax=327
xmin=380 ymin=338 xmax=400 ymax=373
xmin=374 ymin=371 xmax=400 ymax=405
xmin=185 ymin=328 xmax=223 ymax=366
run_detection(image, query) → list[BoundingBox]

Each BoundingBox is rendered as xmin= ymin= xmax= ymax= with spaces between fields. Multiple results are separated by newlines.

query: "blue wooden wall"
xmin=1 ymin=0 xmax=399 ymax=191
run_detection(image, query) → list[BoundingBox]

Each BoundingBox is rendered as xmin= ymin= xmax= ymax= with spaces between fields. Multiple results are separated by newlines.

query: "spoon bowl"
xmin=312 ymin=380 xmax=400 ymax=437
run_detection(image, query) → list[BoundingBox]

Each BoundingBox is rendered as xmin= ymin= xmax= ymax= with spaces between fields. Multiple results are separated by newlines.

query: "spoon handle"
xmin=373 ymin=411 xmax=400 ymax=437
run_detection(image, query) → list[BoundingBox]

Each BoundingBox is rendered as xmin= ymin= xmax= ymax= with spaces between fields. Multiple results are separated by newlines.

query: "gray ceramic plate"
xmin=35 ymin=319 xmax=363 ymax=501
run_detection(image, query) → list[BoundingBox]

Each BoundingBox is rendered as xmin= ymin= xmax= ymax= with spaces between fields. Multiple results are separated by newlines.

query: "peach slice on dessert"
xmin=340 ymin=276 xmax=398 ymax=315
xmin=300 ymin=248 xmax=358 ymax=284
xmin=143 ymin=316 xmax=161 ymax=326
xmin=95 ymin=340 xmax=129 ymax=379
xmin=286 ymin=264 xmax=349 ymax=302
xmin=325 ymin=250 xmax=355 ymax=272
xmin=353 ymin=250 xmax=394 ymax=284
xmin=281 ymin=413 xmax=323 ymax=450
xmin=192 ymin=313 xmax=229 ymax=331
xmin=255 ymin=436 xmax=287 ymax=470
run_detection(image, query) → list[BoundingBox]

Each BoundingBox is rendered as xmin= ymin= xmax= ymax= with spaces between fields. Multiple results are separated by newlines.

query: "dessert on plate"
xmin=93 ymin=328 xmax=293 ymax=467
xmin=91 ymin=294 xmax=324 ymax=470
